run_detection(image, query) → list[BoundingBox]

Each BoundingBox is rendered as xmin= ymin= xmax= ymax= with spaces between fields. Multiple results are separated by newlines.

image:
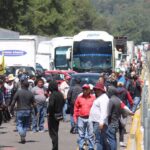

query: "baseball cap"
xmin=82 ymin=84 xmax=90 ymax=89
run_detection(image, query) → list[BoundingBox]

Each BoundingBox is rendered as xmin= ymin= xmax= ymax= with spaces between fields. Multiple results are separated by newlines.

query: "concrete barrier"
xmin=127 ymin=109 xmax=143 ymax=150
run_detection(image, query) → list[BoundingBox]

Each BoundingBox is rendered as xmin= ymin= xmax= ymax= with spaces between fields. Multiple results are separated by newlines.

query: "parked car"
xmin=70 ymin=73 xmax=100 ymax=87
xmin=45 ymin=70 xmax=70 ymax=85
xmin=6 ymin=66 xmax=36 ymax=76
xmin=61 ymin=70 xmax=77 ymax=76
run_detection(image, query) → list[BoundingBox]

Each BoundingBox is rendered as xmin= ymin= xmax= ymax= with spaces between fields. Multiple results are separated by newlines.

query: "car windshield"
xmin=55 ymin=46 xmax=71 ymax=69
xmin=70 ymin=74 xmax=100 ymax=87
xmin=73 ymin=40 xmax=112 ymax=72
xmin=51 ymin=73 xmax=65 ymax=81
xmin=6 ymin=66 xmax=35 ymax=76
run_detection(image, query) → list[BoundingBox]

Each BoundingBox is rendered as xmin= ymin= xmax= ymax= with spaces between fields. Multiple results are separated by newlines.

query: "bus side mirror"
xmin=66 ymin=48 xmax=71 ymax=60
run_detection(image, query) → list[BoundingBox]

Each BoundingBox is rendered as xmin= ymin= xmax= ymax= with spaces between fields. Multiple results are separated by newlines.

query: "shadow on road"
xmin=18 ymin=140 xmax=39 ymax=144
xmin=26 ymin=140 xmax=39 ymax=143
xmin=0 ymin=127 xmax=6 ymax=129
xmin=0 ymin=145 xmax=14 ymax=148
xmin=0 ymin=131 xmax=7 ymax=134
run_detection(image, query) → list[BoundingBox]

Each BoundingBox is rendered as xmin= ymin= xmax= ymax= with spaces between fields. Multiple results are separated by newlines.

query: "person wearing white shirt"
xmin=89 ymin=83 xmax=110 ymax=150
xmin=59 ymin=75 xmax=71 ymax=121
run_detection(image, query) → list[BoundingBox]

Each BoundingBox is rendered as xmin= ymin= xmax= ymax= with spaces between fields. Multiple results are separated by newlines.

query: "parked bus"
xmin=36 ymin=37 xmax=73 ymax=70
xmin=71 ymin=31 xmax=115 ymax=73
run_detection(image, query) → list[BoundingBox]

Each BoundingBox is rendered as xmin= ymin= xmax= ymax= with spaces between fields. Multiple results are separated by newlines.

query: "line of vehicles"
xmin=1 ymin=30 xmax=144 ymax=84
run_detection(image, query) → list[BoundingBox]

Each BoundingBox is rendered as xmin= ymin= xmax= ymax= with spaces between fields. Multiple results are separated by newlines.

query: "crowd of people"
xmin=0 ymin=60 xmax=143 ymax=150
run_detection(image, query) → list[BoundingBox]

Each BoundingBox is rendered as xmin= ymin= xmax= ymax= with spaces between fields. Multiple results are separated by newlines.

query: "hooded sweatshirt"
xmin=108 ymin=86 xmax=133 ymax=128
xmin=117 ymin=86 xmax=133 ymax=106
xmin=47 ymin=81 xmax=64 ymax=116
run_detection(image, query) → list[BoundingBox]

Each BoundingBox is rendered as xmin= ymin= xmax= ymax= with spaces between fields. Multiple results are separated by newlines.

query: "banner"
xmin=0 ymin=51 xmax=6 ymax=75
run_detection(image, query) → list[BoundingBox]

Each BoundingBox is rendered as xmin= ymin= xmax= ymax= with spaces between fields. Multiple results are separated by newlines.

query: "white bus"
xmin=71 ymin=31 xmax=115 ymax=73
xmin=36 ymin=37 xmax=73 ymax=70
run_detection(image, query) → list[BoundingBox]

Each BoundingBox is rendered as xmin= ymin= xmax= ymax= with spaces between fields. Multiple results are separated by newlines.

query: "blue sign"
xmin=0 ymin=50 xmax=27 ymax=56
xmin=74 ymin=54 xmax=112 ymax=57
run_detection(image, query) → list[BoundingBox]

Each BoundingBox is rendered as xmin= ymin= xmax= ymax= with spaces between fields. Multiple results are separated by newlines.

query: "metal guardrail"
xmin=141 ymin=59 xmax=150 ymax=150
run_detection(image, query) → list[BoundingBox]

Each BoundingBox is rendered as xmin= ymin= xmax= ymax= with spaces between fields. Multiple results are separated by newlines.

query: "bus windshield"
xmin=55 ymin=46 xmax=71 ymax=69
xmin=73 ymin=40 xmax=112 ymax=72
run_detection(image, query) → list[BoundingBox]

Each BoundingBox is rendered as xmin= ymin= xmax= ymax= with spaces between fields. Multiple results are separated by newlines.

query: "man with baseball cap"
xmin=74 ymin=84 xmax=96 ymax=150
xmin=89 ymin=83 xmax=110 ymax=150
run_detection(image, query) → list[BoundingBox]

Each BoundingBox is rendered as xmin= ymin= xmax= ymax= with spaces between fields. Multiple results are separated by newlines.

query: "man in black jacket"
xmin=47 ymin=81 xmax=64 ymax=150
xmin=67 ymin=78 xmax=82 ymax=134
xmin=10 ymin=80 xmax=36 ymax=144
xmin=107 ymin=86 xmax=134 ymax=149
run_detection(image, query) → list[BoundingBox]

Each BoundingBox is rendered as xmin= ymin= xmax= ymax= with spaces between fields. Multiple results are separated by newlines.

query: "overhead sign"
xmin=0 ymin=50 xmax=27 ymax=56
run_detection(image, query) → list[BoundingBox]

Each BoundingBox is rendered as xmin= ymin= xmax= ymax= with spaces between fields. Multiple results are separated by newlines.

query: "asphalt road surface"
xmin=0 ymin=118 xmax=77 ymax=150
xmin=0 ymin=116 xmax=130 ymax=150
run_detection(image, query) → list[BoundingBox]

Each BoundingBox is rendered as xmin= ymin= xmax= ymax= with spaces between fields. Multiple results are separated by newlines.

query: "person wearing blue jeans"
xmin=89 ymin=83 xmax=110 ymax=150
xmin=32 ymin=103 xmax=46 ymax=132
xmin=63 ymin=100 xmax=68 ymax=121
xmin=106 ymin=86 xmax=134 ymax=149
xmin=31 ymin=78 xmax=47 ymax=132
xmin=78 ymin=117 xmax=94 ymax=150
xmin=16 ymin=110 xmax=31 ymax=139
xmin=106 ymin=125 xmax=117 ymax=150
xmin=10 ymin=80 xmax=36 ymax=143
xmin=74 ymin=84 xmax=95 ymax=150
xmin=93 ymin=122 xmax=110 ymax=150
xmin=132 ymin=97 xmax=141 ymax=113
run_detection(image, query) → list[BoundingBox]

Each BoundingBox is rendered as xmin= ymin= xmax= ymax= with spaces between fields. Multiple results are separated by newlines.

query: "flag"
xmin=0 ymin=51 xmax=6 ymax=75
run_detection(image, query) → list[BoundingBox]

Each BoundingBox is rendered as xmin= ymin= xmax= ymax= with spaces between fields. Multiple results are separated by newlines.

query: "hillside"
xmin=91 ymin=0 xmax=150 ymax=43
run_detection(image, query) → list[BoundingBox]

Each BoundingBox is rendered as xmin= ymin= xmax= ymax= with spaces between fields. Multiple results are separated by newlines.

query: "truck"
xmin=0 ymin=39 xmax=36 ymax=73
xmin=126 ymin=41 xmax=135 ymax=62
xmin=36 ymin=36 xmax=73 ymax=70
xmin=19 ymin=35 xmax=51 ymax=54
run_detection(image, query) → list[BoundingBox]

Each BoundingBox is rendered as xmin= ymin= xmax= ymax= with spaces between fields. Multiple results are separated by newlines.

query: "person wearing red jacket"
xmin=74 ymin=84 xmax=96 ymax=150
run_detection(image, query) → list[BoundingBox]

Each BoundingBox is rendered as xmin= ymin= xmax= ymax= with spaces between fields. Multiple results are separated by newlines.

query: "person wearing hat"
xmin=74 ymin=84 xmax=96 ymax=150
xmin=4 ymin=74 xmax=16 ymax=106
xmin=89 ymin=83 xmax=110 ymax=150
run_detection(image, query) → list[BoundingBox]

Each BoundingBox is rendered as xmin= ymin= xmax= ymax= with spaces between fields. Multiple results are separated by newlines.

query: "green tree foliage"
xmin=0 ymin=0 xmax=30 ymax=31
xmin=91 ymin=0 xmax=150 ymax=43
xmin=0 ymin=0 xmax=110 ymax=36
xmin=0 ymin=0 xmax=149 ymax=43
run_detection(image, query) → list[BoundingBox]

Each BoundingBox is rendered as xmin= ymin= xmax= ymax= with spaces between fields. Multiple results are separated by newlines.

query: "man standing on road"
xmin=59 ymin=75 xmax=71 ymax=122
xmin=67 ymin=78 xmax=82 ymax=134
xmin=47 ymin=81 xmax=64 ymax=150
xmin=31 ymin=78 xmax=47 ymax=132
xmin=107 ymin=86 xmax=134 ymax=150
xmin=10 ymin=80 xmax=36 ymax=144
xmin=89 ymin=83 xmax=110 ymax=150
xmin=74 ymin=84 xmax=95 ymax=150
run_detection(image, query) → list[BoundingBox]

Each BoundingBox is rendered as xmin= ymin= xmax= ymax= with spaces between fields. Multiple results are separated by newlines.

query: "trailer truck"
xmin=0 ymin=39 xmax=36 ymax=75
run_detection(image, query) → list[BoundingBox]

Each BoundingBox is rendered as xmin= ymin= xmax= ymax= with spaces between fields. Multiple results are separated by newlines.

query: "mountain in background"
xmin=0 ymin=0 xmax=149 ymax=43
xmin=91 ymin=0 xmax=150 ymax=43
